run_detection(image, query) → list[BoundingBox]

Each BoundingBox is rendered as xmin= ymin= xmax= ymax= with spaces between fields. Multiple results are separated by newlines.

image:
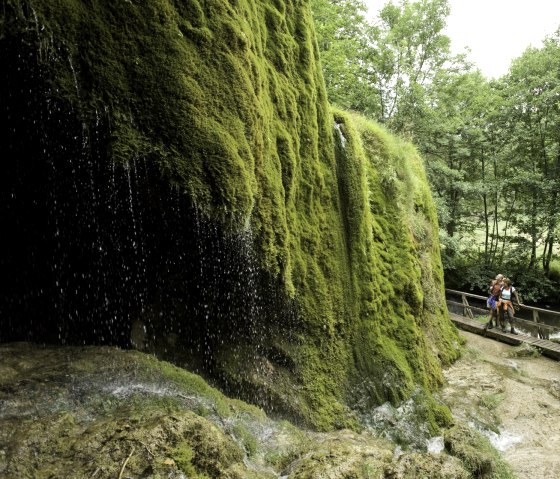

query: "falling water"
xmin=68 ymin=55 xmax=79 ymax=97
xmin=190 ymin=208 xmax=266 ymax=369
xmin=0 ymin=6 xmax=300 ymax=422
xmin=468 ymin=422 xmax=523 ymax=452
xmin=334 ymin=122 xmax=347 ymax=148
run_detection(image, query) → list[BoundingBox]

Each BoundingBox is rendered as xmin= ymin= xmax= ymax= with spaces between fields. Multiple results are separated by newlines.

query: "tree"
xmin=500 ymin=32 xmax=560 ymax=273
xmin=311 ymin=0 xmax=452 ymax=128
xmin=310 ymin=0 xmax=382 ymax=117
xmin=366 ymin=0 xmax=451 ymax=131
xmin=413 ymin=64 xmax=492 ymax=232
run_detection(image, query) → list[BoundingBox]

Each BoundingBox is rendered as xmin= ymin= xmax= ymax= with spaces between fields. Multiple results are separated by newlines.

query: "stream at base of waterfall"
xmin=440 ymin=330 xmax=560 ymax=479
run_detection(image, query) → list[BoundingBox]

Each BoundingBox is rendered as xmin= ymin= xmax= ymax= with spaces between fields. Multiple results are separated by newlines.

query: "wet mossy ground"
xmin=1 ymin=343 xmax=508 ymax=479
xmin=444 ymin=423 xmax=516 ymax=479
xmin=1 ymin=0 xmax=459 ymax=431
xmin=0 ymin=343 xmax=282 ymax=478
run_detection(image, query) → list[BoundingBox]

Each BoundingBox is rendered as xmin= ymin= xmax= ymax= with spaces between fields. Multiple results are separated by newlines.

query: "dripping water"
xmin=334 ymin=121 xmax=347 ymax=148
xmin=0 ymin=15 xmax=300 ymax=419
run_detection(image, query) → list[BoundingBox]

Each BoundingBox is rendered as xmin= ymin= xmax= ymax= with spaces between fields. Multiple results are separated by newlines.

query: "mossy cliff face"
xmin=328 ymin=111 xmax=461 ymax=426
xmin=0 ymin=1 xmax=460 ymax=429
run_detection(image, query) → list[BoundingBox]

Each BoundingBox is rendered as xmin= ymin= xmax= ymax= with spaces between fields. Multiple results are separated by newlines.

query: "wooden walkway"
xmin=450 ymin=312 xmax=560 ymax=361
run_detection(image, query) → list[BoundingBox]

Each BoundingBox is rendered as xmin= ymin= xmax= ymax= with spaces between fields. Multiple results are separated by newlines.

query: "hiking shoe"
xmin=487 ymin=324 xmax=493 ymax=330
xmin=511 ymin=328 xmax=518 ymax=335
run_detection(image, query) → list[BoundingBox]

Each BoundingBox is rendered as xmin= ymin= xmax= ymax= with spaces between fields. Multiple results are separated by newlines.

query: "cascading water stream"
xmin=334 ymin=122 xmax=347 ymax=148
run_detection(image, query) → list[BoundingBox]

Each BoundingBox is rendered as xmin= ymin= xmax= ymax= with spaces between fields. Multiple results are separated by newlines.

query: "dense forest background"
xmin=311 ymin=0 xmax=560 ymax=304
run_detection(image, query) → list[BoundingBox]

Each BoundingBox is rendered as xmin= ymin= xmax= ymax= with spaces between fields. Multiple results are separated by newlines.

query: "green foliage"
xmin=504 ymin=265 xmax=556 ymax=303
xmin=310 ymin=0 xmax=377 ymax=116
xmin=420 ymin=35 xmax=560 ymax=301
xmin=374 ymin=0 xmax=451 ymax=127
xmin=549 ymin=260 xmax=560 ymax=283
xmin=445 ymin=252 xmax=558 ymax=303
xmin=311 ymin=0 xmax=452 ymax=129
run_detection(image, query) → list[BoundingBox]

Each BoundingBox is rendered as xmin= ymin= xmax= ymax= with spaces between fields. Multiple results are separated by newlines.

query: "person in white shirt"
xmin=497 ymin=277 xmax=522 ymax=334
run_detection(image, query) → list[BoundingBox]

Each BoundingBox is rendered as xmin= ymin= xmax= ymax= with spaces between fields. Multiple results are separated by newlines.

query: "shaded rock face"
xmin=0 ymin=1 xmax=460 ymax=428
xmin=0 ymin=44 xmax=285 ymax=349
xmin=0 ymin=0 xmax=321 ymax=425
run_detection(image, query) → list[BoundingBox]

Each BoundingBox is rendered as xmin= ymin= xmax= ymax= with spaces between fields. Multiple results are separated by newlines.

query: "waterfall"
xmin=0 ymin=0 xmax=298 ymax=418
xmin=334 ymin=122 xmax=347 ymax=148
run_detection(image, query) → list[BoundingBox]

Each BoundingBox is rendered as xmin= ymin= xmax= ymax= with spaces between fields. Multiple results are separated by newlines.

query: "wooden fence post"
xmin=533 ymin=310 xmax=550 ymax=340
xmin=462 ymin=294 xmax=474 ymax=320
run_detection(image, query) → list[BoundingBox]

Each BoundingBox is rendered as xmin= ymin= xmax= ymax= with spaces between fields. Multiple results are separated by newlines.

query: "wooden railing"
xmin=445 ymin=288 xmax=560 ymax=340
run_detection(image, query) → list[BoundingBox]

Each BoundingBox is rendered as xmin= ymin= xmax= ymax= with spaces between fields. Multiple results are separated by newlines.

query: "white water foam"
xmin=110 ymin=383 xmax=171 ymax=397
xmin=469 ymin=422 xmax=523 ymax=452
xmin=427 ymin=436 xmax=445 ymax=453
xmin=484 ymin=428 xmax=523 ymax=452
xmin=334 ymin=123 xmax=347 ymax=148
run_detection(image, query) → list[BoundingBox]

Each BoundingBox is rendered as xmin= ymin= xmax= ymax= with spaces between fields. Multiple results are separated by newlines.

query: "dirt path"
xmin=440 ymin=330 xmax=560 ymax=479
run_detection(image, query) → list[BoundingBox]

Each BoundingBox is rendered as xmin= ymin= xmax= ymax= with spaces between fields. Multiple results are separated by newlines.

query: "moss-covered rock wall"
xmin=0 ymin=0 xmax=460 ymax=429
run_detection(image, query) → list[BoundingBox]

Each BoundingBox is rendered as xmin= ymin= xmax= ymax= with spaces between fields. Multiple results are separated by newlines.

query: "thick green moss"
xmin=0 ymin=344 xmax=263 ymax=479
xmin=327 ymin=110 xmax=461 ymax=417
xmin=1 ymin=0 xmax=460 ymax=429
xmin=444 ymin=423 xmax=516 ymax=479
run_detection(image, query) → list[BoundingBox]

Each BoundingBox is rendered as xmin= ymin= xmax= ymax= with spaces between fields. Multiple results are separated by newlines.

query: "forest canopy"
xmin=311 ymin=0 xmax=560 ymax=303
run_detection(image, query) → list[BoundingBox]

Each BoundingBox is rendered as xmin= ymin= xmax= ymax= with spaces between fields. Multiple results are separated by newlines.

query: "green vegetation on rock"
xmin=332 ymin=111 xmax=461 ymax=419
xmin=1 ymin=0 xmax=460 ymax=430
xmin=0 ymin=344 xmax=497 ymax=479
xmin=444 ymin=423 xmax=516 ymax=479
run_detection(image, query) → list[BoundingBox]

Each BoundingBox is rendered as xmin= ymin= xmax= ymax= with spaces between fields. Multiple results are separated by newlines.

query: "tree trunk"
xmin=499 ymin=191 xmax=517 ymax=265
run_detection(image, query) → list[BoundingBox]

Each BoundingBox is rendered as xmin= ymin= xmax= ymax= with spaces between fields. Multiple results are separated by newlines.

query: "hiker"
xmin=497 ymin=277 xmax=522 ymax=334
xmin=485 ymin=274 xmax=503 ymax=330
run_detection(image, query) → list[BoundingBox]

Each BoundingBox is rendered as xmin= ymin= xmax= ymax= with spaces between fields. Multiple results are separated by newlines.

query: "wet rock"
xmin=508 ymin=343 xmax=540 ymax=358
xmin=549 ymin=379 xmax=560 ymax=400
xmin=282 ymin=430 xmax=393 ymax=478
xmin=386 ymin=452 xmax=469 ymax=479
xmin=0 ymin=343 xmax=509 ymax=479
xmin=444 ymin=422 xmax=515 ymax=479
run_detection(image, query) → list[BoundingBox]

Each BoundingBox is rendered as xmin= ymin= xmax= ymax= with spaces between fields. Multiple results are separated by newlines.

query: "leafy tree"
xmin=500 ymin=32 xmax=560 ymax=273
xmin=413 ymin=63 xmax=495 ymax=243
xmin=368 ymin=0 xmax=451 ymax=131
xmin=310 ymin=0 xmax=381 ymax=116
xmin=311 ymin=0 xmax=452 ymax=128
